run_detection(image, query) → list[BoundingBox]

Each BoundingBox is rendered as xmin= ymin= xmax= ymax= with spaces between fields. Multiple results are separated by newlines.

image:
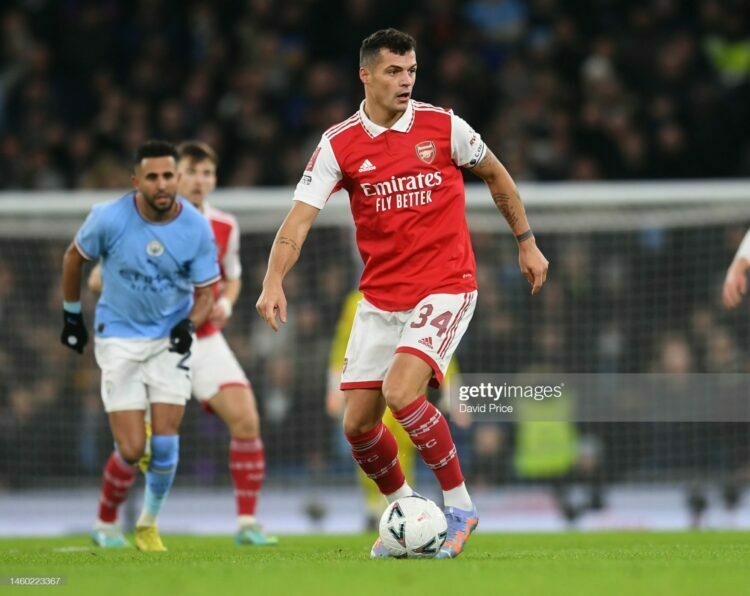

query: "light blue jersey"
xmin=76 ymin=192 xmax=220 ymax=339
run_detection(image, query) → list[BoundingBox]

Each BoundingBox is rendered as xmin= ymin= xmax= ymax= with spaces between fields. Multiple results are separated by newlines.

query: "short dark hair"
xmin=359 ymin=28 xmax=416 ymax=68
xmin=133 ymin=139 xmax=178 ymax=168
xmin=177 ymin=140 xmax=218 ymax=166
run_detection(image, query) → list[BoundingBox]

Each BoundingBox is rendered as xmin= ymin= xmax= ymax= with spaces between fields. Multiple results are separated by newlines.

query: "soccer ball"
xmin=378 ymin=496 xmax=447 ymax=559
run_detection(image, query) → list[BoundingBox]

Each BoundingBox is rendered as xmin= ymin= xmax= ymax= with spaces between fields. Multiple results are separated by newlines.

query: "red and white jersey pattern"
xmin=295 ymin=99 xmax=487 ymax=311
xmin=197 ymin=202 xmax=242 ymax=338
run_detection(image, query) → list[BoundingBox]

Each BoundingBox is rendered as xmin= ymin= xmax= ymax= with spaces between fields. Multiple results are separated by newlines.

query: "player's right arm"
xmin=723 ymin=229 xmax=750 ymax=309
xmin=61 ymin=205 xmax=106 ymax=353
xmin=60 ymin=240 xmax=91 ymax=354
xmin=256 ymin=201 xmax=320 ymax=331
xmin=257 ymin=135 xmax=342 ymax=331
xmin=62 ymin=242 xmax=87 ymax=304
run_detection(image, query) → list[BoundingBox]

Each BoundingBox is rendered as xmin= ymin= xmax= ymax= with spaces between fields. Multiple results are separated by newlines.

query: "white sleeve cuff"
xmin=736 ymin=229 xmax=750 ymax=261
xmin=217 ymin=296 xmax=233 ymax=318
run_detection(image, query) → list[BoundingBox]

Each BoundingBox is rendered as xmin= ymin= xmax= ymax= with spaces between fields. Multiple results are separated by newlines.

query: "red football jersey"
xmin=295 ymin=100 xmax=486 ymax=311
xmin=196 ymin=202 xmax=242 ymax=338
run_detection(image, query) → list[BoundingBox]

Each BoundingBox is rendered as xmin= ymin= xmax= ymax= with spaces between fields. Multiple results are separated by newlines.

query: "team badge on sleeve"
xmin=415 ymin=141 xmax=436 ymax=164
xmin=305 ymin=147 xmax=321 ymax=172
xmin=146 ymin=240 xmax=165 ymax=257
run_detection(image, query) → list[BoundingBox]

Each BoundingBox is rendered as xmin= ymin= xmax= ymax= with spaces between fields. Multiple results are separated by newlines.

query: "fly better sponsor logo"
xmin=361 ymin=172 xmax=443 ymax=213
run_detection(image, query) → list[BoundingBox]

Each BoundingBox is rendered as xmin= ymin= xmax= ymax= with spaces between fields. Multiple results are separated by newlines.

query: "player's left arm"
xmin=469 ymin=149 xmax=549 ymax=295
xmin=189 ymin=284 xmax=215 ymax=329
xmin=189 ymin=221 xmax=221 ymax=329
xmin=169 ymin=217 xmax=221 ymax=354
xmin=169 ymin=283 xmax=215 ymax=355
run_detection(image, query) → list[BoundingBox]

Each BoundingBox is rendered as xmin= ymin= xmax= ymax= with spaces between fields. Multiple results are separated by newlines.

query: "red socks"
xmin=393 ymin=395 xmax=464 ymax=490
xmin=346 ymin=421 xmax=406 ymax=495
xmin=346 ymin=397 xmax=464 ymax=495
xmin=98 ymin=451 xmax=136 ymax=523
xmin=229 ymin=438 xmax=266 ymax=516
xmin=100 ymin=440 xmax=269 ymax=522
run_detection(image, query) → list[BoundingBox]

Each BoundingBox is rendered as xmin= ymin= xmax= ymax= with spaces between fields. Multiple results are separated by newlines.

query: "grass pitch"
xmin=2 ymin=532 xmax=750 ymax=595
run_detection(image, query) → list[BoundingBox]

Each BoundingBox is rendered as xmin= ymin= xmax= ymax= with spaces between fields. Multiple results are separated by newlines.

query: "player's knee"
xmin=229 ymin=411 xmax=259 ymax=439
xmin=150 ymin=435 xmax=179 ymax=470
xmin=382 ymin=383 xmax=418 ymax=412
xmin=117 ymin=441 xmax=145 ymax=463
xmin=342 ymin=414 xmax=380 ymax=438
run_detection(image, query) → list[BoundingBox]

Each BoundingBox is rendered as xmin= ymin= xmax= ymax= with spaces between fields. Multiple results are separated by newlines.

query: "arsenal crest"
xmin=415 ymin=141 xmax=436 ymax=164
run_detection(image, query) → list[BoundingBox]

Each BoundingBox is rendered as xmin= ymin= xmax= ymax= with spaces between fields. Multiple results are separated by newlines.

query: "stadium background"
xmin=2 ymin=0 xmax=750 ymax=534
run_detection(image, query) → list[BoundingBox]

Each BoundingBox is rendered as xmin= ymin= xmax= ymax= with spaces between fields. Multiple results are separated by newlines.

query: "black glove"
xmin=169 ymin=318 xmax=195 ymax=354
xmin=61 ymin=310 xmax=88 ymax=354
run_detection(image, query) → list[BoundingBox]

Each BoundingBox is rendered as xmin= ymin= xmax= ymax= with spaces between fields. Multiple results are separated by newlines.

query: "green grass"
xmin=2 ymin=532 xmax=750 ymax=595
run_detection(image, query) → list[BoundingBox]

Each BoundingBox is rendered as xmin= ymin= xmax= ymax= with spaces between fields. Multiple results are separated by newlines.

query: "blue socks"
xmin=137 ymin=435 xmax=179 ymax=527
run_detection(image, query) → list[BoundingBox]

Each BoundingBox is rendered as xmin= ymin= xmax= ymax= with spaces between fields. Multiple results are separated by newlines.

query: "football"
xmin=378 ymin=496 xmax=448 ymax=559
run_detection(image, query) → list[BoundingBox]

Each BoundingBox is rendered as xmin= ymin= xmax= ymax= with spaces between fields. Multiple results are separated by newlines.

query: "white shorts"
xmin=191 ymin=332 xmax=250 ymax=402
xmin=340 ymin=291 xmax=477 ymax=390
xmin=94 ymin=337 xmax=193 ymax=413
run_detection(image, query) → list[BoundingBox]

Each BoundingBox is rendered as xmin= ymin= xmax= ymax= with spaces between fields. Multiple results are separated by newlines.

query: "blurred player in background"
xmin=90 ymin=141 xmax=277 ymax=546
xmin=257 ymin=28 xmax=549 ymax=558
xmin=722 ymin=229 xmax=750 ymax=309
xmin=61 ymin=140 xmax=219 ymax=551
xmin=327 ymin=289 xmax=466 ymax=530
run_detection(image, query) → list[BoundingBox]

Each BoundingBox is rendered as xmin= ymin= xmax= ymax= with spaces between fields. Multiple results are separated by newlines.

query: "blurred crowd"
xmin=2 ymin=223 xmax=750 ymax=491
xmin=1 ymin=0 xmax=750 ymax=191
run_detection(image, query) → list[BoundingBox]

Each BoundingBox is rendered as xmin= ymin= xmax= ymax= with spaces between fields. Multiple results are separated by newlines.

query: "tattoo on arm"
xmin=277 ymin=235 xmax=301 ymax=255
xmin=491 ymin=190 xmax=520 ymax=229
xmin=516 ymin=230 xmax=534 ymax=243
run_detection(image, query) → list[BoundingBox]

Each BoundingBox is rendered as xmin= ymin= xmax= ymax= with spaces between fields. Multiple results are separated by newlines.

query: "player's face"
xmin=133 ymin=156 xmax=180 ymax=214
xmin=361 ymin=49 xmax=417 ymax=114
xmin=177 ymin=158 xmax=217 ymax=207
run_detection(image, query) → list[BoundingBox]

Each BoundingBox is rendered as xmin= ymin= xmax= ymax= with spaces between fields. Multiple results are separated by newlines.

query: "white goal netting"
xmin=1 ymin=180 xmax=750 ymax=501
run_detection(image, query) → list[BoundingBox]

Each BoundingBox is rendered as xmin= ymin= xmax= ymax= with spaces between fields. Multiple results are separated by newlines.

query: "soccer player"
xmin=256 ymin=29 xmax=549 ymax=558
xmin=89 ymin=141 xmax=277 ymax=545
xmin=722 ymin=229 xmax=750 ymax=309
xmin=61 ymin=140 xmax=220 ymax=551
xmin=327 ymin=288 xmax=464 ymax=530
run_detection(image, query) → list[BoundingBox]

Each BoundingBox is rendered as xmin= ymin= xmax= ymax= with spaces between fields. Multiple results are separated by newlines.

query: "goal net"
xmin=2 ymin=180 xmax=750 ymax=517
